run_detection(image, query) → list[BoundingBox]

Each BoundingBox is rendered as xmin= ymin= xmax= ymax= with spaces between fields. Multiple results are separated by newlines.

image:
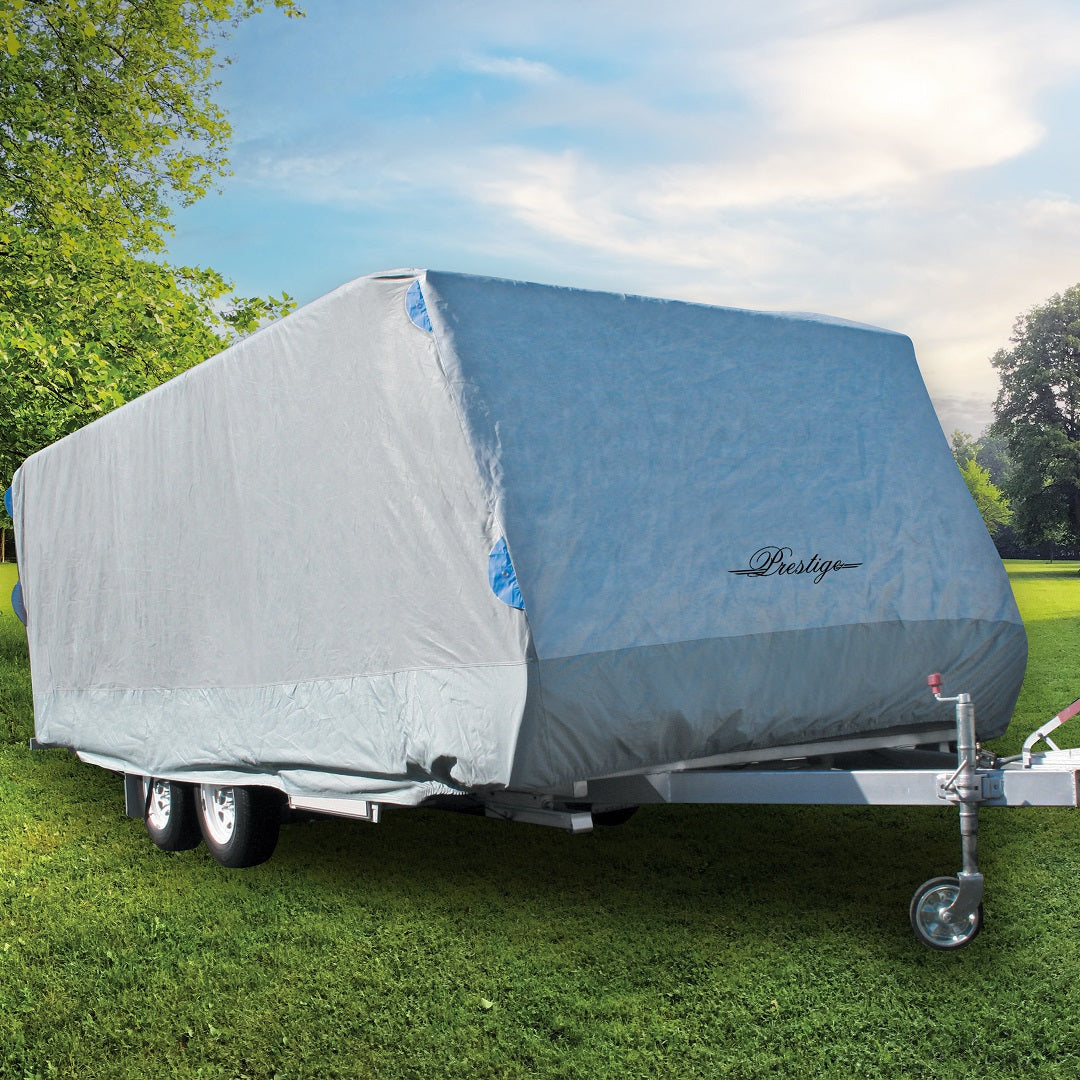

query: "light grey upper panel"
xmin=19 ymin=275 xmax=528 ymax=693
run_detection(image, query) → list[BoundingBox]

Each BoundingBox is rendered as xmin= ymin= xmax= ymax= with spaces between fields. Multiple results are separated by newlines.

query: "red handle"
xmin=1054 ymin=697 xmax=1080 ymax=724
xmin=927 ymin=673 xmax=943 ymax=696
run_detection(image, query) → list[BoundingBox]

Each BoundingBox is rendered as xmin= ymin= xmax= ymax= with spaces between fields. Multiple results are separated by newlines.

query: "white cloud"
xmin=242 ymin=2 xmax=1080 ymax=221
xmin=463 ymin=55 xmax=560 ymax=83
xmin=465 ymin=147 xmax=808 ymax=277
xmin=744 ymin=14 xmax=1043 ymax=155
xmin=654 ymin=4 xmax=1078 ymax=211
xmin=418 ymin=2 xmax=1080 ymax=257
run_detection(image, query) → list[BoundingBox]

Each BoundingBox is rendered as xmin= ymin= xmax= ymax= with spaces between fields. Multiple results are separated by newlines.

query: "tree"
xmin=971 ymin=431 xmax=1011 ymax=489
xmin=0 ymin=0 xmax=300 ymax=481
xmin=0 ymin=0 xmax=301 ymax=248
xmin=950 ymin=430 xmax=1011 ymax=536
xmin=992 ymin=285 xmax=1080 ymax=545
xmin=958 ymin=457 xmax=1012 ymax=536
xmin=950 ymin=430 xmax=979 ymax=467
xmin=0 ymin=219 xmax=290 ymax=476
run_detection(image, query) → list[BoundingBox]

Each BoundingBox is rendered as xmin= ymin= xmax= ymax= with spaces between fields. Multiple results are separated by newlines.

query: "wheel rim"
xmin=200 ymin=785 xmax=236 ymax=846
xmin=147 ymin=779 xmax=171 ymax=831
xmin=913 ymin=882 xmax=978 ymax=948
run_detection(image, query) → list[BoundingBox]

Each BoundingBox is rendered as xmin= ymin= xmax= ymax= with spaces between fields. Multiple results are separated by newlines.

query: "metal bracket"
xmin=124 ymin=773 xmax=148 ymax=817
xmin=29 ymin=738 xmax=69 ymax=751
xmin=943 ymin=871 xmax=984 ymax=925
xmin=482 ymin=792 xmax=594 ymax=833
xmin=288 ymin=795 xmax=381 ymax=823
xmin=1023 ymin=697 xmax=1080 ymax=767
xmin=936 ymin=771 xmax=1003 ymax=803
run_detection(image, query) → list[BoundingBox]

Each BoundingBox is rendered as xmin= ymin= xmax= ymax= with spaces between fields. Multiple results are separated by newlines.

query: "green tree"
xmin=972 ymin=431 xmax=1011 ymax=489
xmin=992 ymin=285 xmax=1080 ymax=545
xmin=950 ymin=430 xmax=979 ymax=467
xmin=958 ymin=456 xmax=1012 ymax=536
xmin=950 ymin=430 xmax=1012 ymax=536
xmin=0 ymin=0 xmax=300 ymax=481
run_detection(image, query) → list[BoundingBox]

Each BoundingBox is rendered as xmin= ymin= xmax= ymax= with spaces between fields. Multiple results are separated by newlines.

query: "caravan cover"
xmin=12 ymin=271 xmax=1026 ymax=800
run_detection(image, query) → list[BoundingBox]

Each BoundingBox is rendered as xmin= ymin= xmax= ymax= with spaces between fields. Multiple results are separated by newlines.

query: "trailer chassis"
xmin=483 ymin=674 xmax=1080 ymax=950
xmin=99 ymin=673 xmax=1080 ymax=950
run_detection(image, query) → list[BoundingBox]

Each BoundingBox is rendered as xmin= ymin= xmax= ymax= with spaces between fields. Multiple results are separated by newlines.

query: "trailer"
xmin=9 ymin=269 xmax=1072 ymax=949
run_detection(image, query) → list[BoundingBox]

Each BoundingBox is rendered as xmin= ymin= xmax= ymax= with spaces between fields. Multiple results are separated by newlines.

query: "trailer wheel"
xmin=909 ymin=876 xmax=983 ymax=950
xmin=145 ymin=778 xmax=202 ymax=852
xmin=196 ymin=784 xmax=282 ymax=868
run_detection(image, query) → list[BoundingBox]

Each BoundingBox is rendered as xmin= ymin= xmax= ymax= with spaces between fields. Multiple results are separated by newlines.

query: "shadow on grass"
xmin=261 ymin=796 xmax=965 ymax=945
xmin=17 ymin=730 xmax=1076 ymax=985
xmin=1003 ymin=563 xmax=1080 ymax=582
xmin=15 ymin=732 xmax=984 ymax=952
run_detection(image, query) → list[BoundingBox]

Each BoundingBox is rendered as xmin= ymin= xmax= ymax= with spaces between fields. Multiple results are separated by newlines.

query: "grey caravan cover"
xmin=12 ymin=271 xmax=1026 ymax=802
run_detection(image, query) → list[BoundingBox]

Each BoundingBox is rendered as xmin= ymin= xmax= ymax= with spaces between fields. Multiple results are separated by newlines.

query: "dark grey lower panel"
xmin=509 ymin=619 xmax=1027 ymax=789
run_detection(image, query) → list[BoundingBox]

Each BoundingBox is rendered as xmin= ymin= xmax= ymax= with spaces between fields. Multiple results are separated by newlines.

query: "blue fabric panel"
xmin=405 ymin=279 xmax=433 ymax=332
xmin=7 ymin=486 xmax=23 ymax=624
xmin=489 ymin=537 xmax=524 ymax=609
xmin=11 ymin=580 xmax=25 ymax=625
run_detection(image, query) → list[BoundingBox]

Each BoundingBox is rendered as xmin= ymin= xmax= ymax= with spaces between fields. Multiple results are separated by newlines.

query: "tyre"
xmin=909 ymin=875 xmax=983 ymax=950
xmin=144 ymin=778 xmax=202 ymax=852
xmin=196 ymin=784 xmax=282 ymax=868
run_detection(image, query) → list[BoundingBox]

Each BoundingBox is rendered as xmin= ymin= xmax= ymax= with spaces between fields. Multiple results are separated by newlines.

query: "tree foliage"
xmin=950 ymin=429 xmax=1012 ymax=536
xmin=992 ymin=285 xmax=1080 ymax=545
xmin=970 ymin=431 xmax=1010 ymax=489
xmin=0 ymin=0 xmax=300 ymax=481
xmin=950 ymin=430 xmax=980 ymax=468
xmin=0 ymin=222 xmax=287 ymax=471
xmin=958 ymin=457 xmax=1012 ymax=536
xmin=0 ymin=0 xmax=300 ymax=247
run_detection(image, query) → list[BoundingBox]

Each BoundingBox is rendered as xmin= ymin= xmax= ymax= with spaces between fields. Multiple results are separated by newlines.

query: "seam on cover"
xmin=537 ymin=615 xmax=1026 ymax=665
xmin=48 ymin=657 xmax=536 ymax=696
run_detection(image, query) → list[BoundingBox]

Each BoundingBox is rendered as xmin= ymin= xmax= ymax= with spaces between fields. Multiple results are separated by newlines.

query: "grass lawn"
xmin=1 ymin=562 xmax=1079 ymax=1079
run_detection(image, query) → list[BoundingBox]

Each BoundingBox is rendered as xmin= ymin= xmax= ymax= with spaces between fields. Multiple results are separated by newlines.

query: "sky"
xmin=167 ymin=0 xmax=1080 ymax=437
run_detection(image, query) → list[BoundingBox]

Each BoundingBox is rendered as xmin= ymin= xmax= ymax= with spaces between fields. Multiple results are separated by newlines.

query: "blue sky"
xmin=167 ymin=0 xmax=1080 ymax=436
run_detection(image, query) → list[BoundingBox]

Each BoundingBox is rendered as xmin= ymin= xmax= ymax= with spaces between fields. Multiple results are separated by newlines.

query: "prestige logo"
xmin=729 ymin=546 xmax=862 ymax=584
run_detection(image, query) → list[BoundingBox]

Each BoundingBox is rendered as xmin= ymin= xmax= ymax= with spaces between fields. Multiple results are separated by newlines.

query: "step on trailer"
xmin=9 ymin=270 xmax=1076 ymax=950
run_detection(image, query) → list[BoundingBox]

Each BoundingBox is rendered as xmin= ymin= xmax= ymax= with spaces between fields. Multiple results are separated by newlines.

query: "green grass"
xmin=0 ymin=561 xmax=17 ymax=617
xmin=2 ymin=563 xmax=1080 ymax=1078
xmin=995 ymin=561 xmax=1080 ymax=756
